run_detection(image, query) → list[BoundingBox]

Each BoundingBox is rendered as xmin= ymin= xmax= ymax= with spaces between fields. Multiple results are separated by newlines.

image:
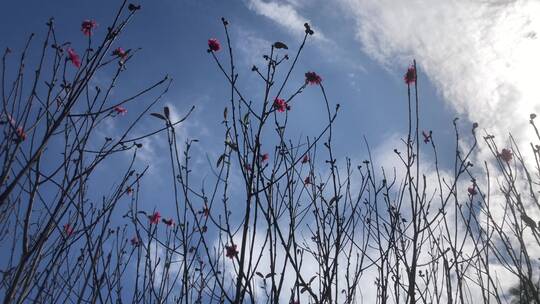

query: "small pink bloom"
xmin=131 ymin=236 xmax=140 ymax=246
xmin=64 ymin=223 xmax=74 ymax=237
xmin=273 ymin=98 xmax=288 ymax=112
xmin=304 ymin=176 xmax=311 ymax=185
xmin=301 ymin=155 xmax=309 ymax=164
xmin=261 ymin=153 xmax=269 ymax=162
xmin=499 ymin=148 xmax=513 ymax=163
xmin=112 ymin=47 xmax=127 ymax=58
xmin=162 ymin=218 xmax=174 ymax=227
xmin=67 ymin=48 xmax=81 ymax=68
xmin=114 ymin=106 xmax=127 ymax=115
xmin=208 ymin=38 xmax=221 ymax=52
xmin=149 ymin=212 xmax=161 ymax=224
xmin=225 ymin=243 xmax=238 ymax=259
xmin=404 ymin=65 xmax=416 ymax=85
xmin=16 ymin=127 xmax=27 ymax=141
xmin=244 ymin=163 xmax=252 ymax=172
xmin=81 ymin=20 xmax=97 ymax=36
xmin=305 ymin=71 xmax=322 ymax=85
xmin=467 ymin=185 xmax=477 ymax=196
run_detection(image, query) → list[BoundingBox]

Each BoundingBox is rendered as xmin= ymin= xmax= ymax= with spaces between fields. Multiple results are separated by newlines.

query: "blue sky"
xmin=3 ymin=0 xmax=540 ymax=301
xmin=2 ymin=0 xmax=521 ymax=233
xmin=3 ymin=0 xmax=539 ymax=235
xmin=0 ymin=0 xmax=458 ymax=166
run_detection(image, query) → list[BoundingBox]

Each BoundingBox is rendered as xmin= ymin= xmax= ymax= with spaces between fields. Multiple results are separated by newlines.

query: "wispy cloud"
xmin=234 ymin=27 xmax=273 ymax=68
xmin=339 ymin=0 xmax=540 ymax=152
xmin=135 ymin=102 xmax=205 ymax=177
xmin=243 ymin=0 xmax=367 ymax=85
xmin=246 ymin=0 xmax=328 ymax=42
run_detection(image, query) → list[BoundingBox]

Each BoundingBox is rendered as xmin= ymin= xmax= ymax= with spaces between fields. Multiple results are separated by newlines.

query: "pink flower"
xmin=244 ymin=163 xmax=252 ymax=172
xmin=305 ymin=71 xmax=322 ymax=85
xmin=162 ymin=218 xmax=174 ymax=227
xmin=16 ymin=127 xmax=27 ymax=141
xmin=261 ymin=153 xmax=269 ymax=162
xmin=114 ymin=106 xmax=127 ymax=115
xmin=301 ymin=155 xmax=309 ymax=164
xmin=225 ymin=243 xmax=238 ymax=259
xmin=208 ymin=38 xmax=221 ymax=52
xmin=81 ymin=19 xmax=97 ymax=36
xmin=131 ymin=236 xmax=140 ymax=246
xmin=273 ymin=98 xmax=288 ymax=112
xmin=304 ymin=176 xmax=311 ymax=185
xmin=67 ymin=48 xmax=81 ymax=68
xmin=64 ymin=223 xmax=74 ymax=237
xmin=112 ymin=47 xmax=127 ymax=58
xmin=467 ymin=185 xmax=477 ymax=196
xmin=404 ymin=65 xmax=416 ymax=85
xmin=149 ymin=212 xmax=161 ymax=224
xmin=499 ymin=148 xmax=513 ymax=163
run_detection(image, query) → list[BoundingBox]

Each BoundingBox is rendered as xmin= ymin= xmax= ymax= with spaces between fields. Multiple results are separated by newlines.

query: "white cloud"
xmin=334 ymin=4 xmax=540 ymax=293
xmin=243 ymin=0 xmax=369 ymax=77
xmin=363 ymin=132 xmax=525 ymax=302
xmin=246 ymin=0 xmax=328 ymax=42
xmin=281 ymin=0 xmax=307 ymax=8
xmin=234 ymin=27 xmax=273 ymax=67
xmin=135 ymin=102 xmax=202 ymax=176
xmin=339 ymin=0 xmax=540 ymax=155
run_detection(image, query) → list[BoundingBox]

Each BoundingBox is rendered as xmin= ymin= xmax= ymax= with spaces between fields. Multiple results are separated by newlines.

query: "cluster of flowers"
xmin=62 ymin=19 xmax=133 ymax=117
xmin=208 ymin=38 xmax=321 ymax=116
xmin=148 ymin=211 xmax=174 ymax=227
xmin=405 ymin=65 xmax=514 ymax=200
xmin=66 ymin=19 xmax=129 ymax=67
